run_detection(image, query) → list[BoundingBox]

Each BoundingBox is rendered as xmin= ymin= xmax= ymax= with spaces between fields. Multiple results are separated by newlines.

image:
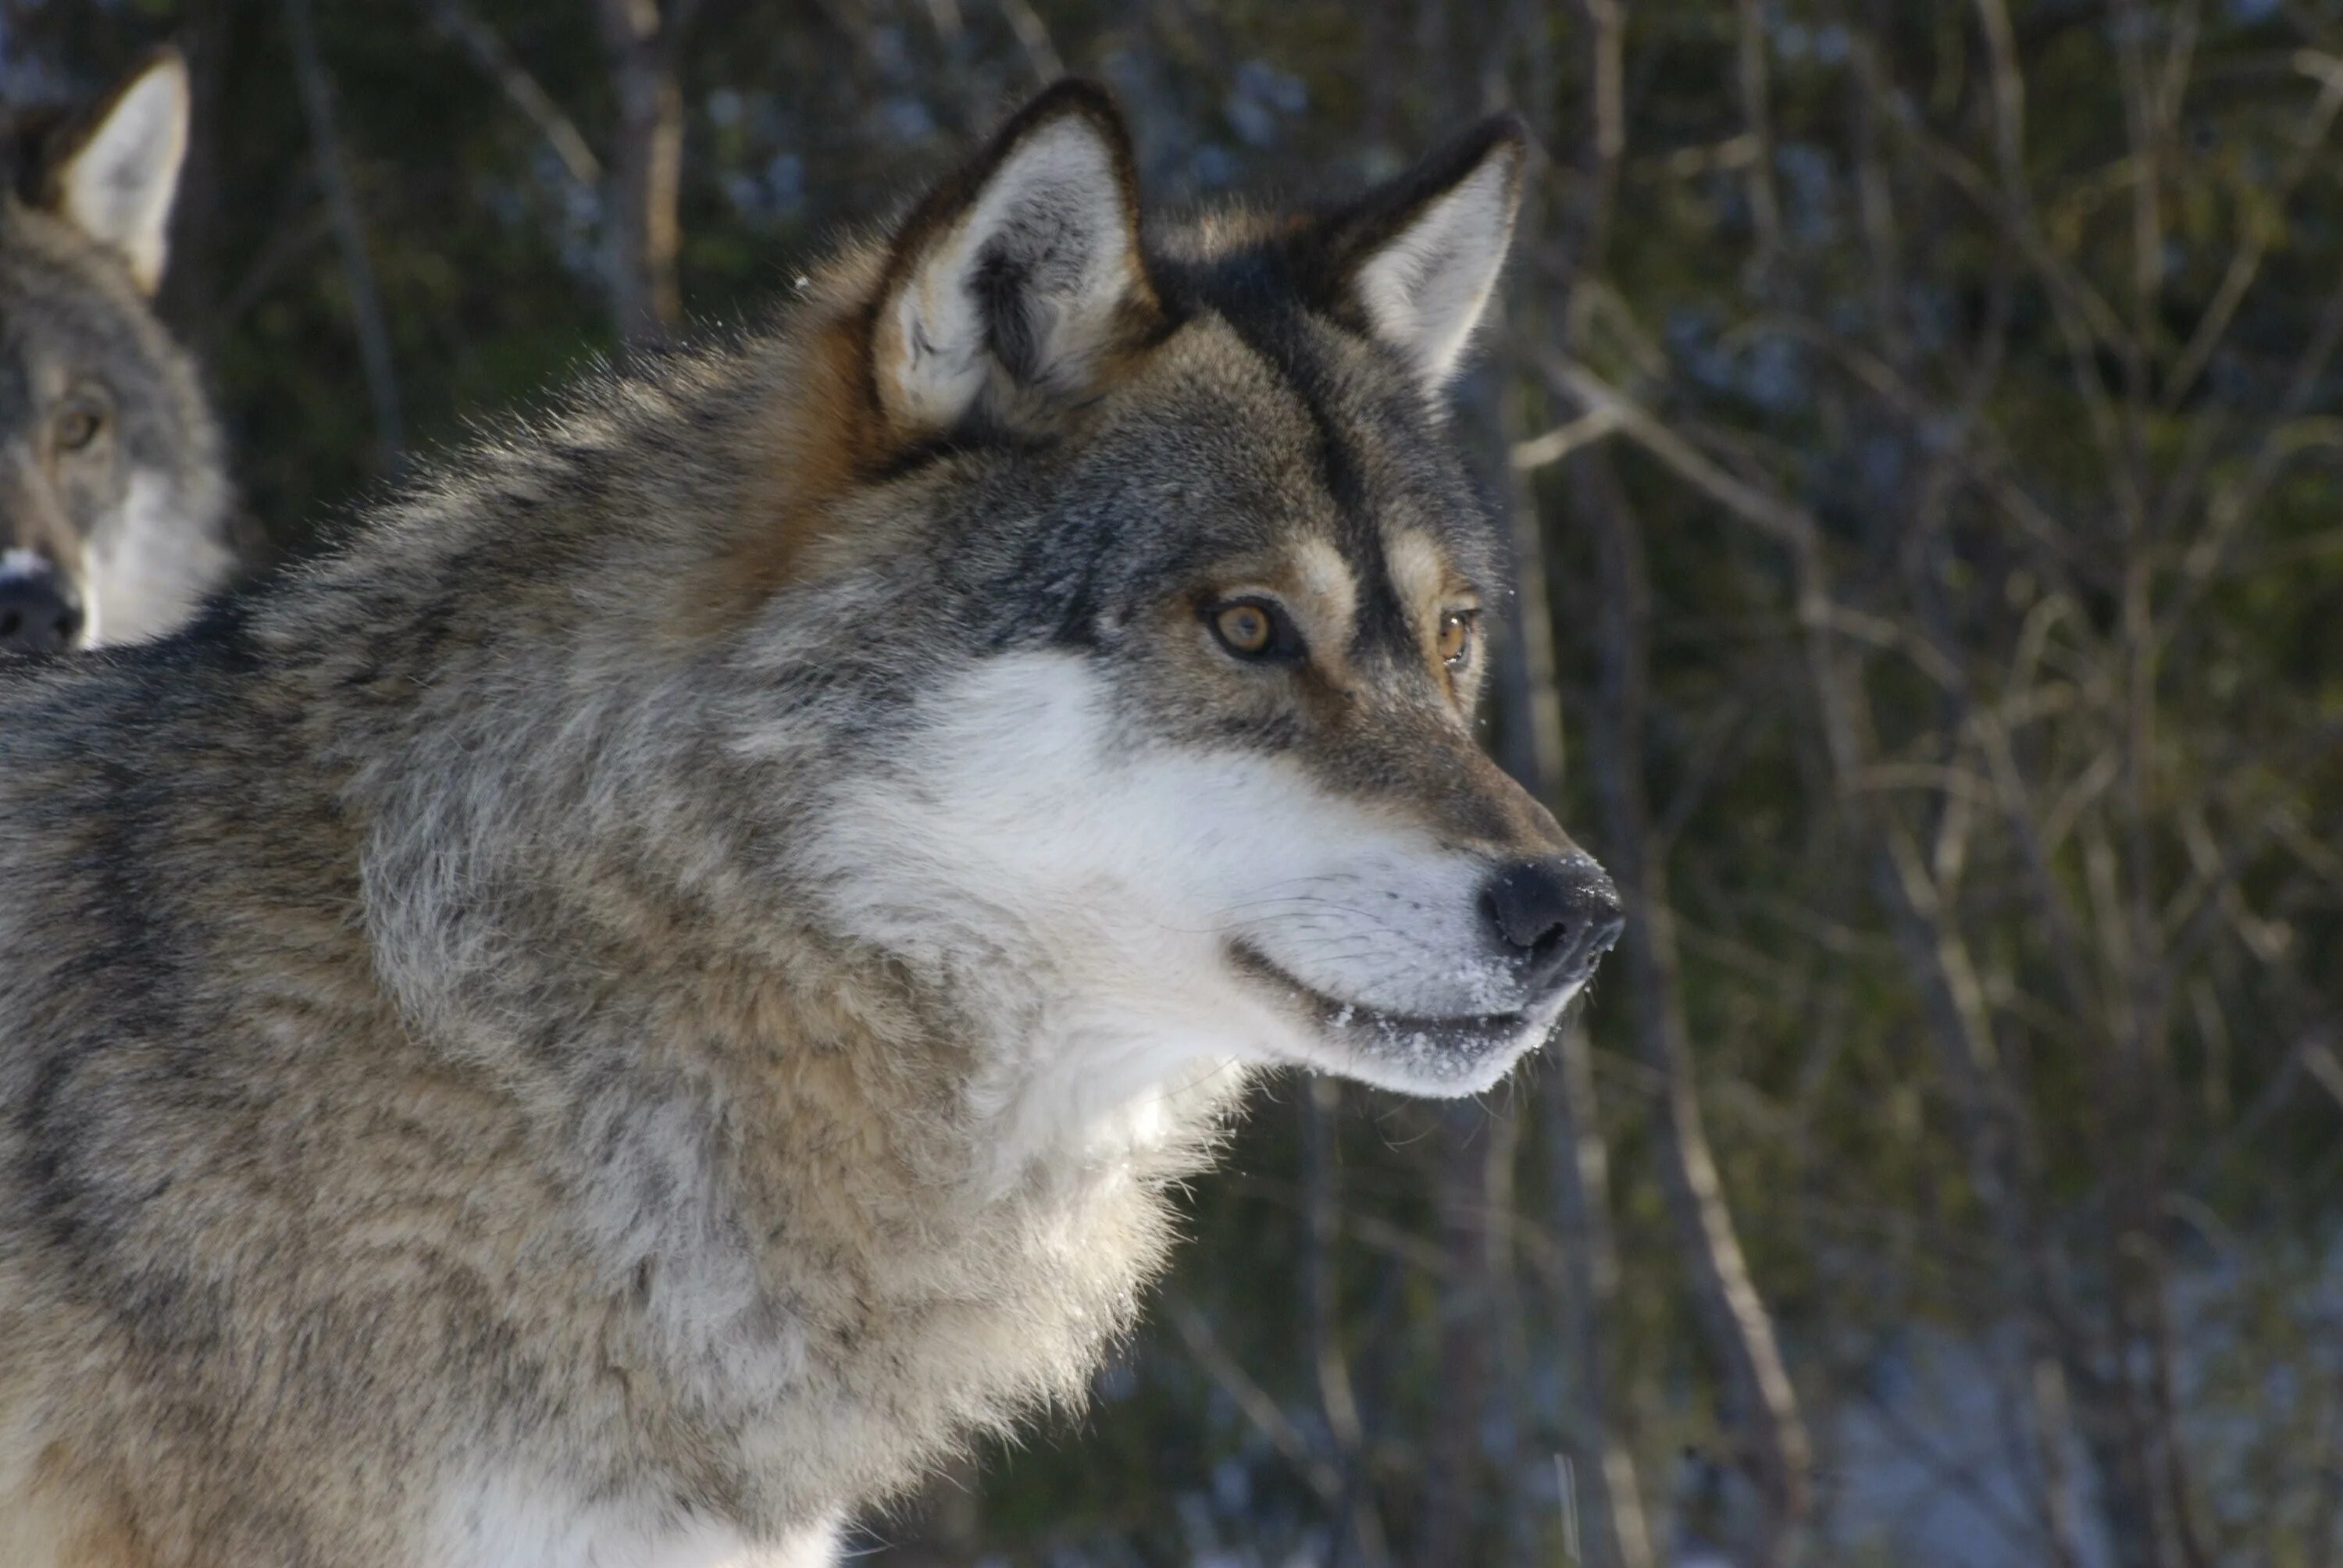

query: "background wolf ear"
xmin=870 ymin=80 xmax=1157 ymax=434
xmin=1308 ymin=115 xmax=1530 ymax=394
xmin=49 ymin=52 xmax=190 ymax=296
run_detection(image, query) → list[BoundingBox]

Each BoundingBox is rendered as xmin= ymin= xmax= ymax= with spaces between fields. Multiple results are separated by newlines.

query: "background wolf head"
xmin=0 ymin=53 xmax=234 ymax=653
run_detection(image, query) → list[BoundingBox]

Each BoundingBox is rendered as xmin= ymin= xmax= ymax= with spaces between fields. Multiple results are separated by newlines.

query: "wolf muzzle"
xmin=0 ymin=560 xmax=85 ymax=654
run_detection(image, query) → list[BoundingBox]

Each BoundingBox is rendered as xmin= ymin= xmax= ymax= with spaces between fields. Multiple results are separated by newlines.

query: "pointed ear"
xmin=49 ymin=52 xmax=191 ymax=295
xmin=870 ymin=80 xmax=1159 ymax=435
xmin=1310 ymin=115 xmax=1529 ymax=393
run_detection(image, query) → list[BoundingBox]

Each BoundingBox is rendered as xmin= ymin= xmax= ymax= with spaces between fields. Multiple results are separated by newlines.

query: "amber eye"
xmin=1215 ymin=602 xmax=1272 ymax=654
xmin=1207 ymin=597 xmax=1300 ymax=662
xmin=1438 ymin=608 xmax=1479 ymax=668
xmin=54 ymin=404 xmax=105 ymax=453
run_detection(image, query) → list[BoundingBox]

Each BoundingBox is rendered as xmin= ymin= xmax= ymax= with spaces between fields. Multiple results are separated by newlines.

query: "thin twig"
xmin=418 ymin=0 xmax=602 ymax=188
xmin=280 ymin=0 xmax=405 ymax=467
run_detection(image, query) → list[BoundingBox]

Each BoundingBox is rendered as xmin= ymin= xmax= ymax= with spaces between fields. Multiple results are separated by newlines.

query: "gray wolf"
xmin=0 ymin=83 xmax=1618 ymax=1566
xmin=0 ymin=51 xmax=235 ymax=654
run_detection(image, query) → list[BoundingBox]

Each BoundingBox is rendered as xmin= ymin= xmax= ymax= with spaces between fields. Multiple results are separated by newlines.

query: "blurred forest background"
xmin=7 ymin=0 xmax=2343 ymax=1563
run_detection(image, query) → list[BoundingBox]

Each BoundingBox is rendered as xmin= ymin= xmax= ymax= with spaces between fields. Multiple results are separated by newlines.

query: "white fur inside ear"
xmin=57 ymin=58 xmax=190 ymax=294
xmin=880 ymin=116 xmax=1138 ymax=430
xmin=1353 ymin=151 xmax=1521 ymax=390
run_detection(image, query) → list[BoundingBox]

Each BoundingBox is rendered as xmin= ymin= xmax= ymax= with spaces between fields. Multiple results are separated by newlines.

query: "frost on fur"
xmin=53 ymin=53 xmax=191 ymax=295
xmin=871 ymin=81 xmax=1157 ymax=432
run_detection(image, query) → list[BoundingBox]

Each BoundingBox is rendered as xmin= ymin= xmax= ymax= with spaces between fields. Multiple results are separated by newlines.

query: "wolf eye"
xmin=1208 ymin=597 xmax=1300 ymax=662
xmin=1438 ymin=608 xmax=1478 ymax=668
xmin=55 ymin=404 xmax=105 ymax=453
xmin=1218 ymin=604 xmax=1271 ymax=652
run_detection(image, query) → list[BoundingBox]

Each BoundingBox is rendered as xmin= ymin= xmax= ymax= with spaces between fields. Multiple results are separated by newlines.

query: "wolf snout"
xmin=0 ymin=567 xmax=83 ymax=654
xmin=1479 ymin=854 xmax=1624 ymax=1000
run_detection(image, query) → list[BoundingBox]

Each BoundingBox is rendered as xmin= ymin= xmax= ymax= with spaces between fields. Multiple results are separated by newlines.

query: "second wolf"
xmin=1 ymin=52 xmax=237 ymax=653
xmin=0 ymin=84 xmax=1618 ymax=1566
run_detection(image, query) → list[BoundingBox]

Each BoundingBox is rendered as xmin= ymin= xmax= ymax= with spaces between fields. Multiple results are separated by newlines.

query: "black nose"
xmin=0 ymin=572 xmax=84 ymax=654
xmin=1479 ymin=854 xmax=1624 ymax=997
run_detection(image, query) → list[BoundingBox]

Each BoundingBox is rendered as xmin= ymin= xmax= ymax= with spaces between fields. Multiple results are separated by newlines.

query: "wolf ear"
xmin=870 ymin=80 xmax=1157 ymax=434
xmin=50 ymin=52 xmax=191 ymax=295
xmin=1311 ymin=116 xmax=1529 ymax=394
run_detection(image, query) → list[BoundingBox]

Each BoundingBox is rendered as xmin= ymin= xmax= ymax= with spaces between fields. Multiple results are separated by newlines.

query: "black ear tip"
xmin=114 ymin=45 xmax=189 ymax=94
xmin=1003 ymin=77 xmax=1134 ymax=149
xmin=1026 ymin=77 xmax=1120 ymax=114
xmin=1470 ymin=111 xmax=1536 ymax=169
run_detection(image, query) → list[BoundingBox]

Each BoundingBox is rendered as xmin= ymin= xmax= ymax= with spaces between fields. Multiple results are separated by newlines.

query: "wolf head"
xmin=0 ymin=52 xmax=234 ymax=653
xmin=345 ymin=86 xmax=1617 ymax=1178
xmin=752 ymin=86 xmax=1618 ymax=1132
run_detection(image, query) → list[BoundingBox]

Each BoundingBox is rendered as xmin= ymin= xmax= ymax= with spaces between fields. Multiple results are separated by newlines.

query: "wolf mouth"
xmin=1225 ymin=941 xmax=1550 ymax=1059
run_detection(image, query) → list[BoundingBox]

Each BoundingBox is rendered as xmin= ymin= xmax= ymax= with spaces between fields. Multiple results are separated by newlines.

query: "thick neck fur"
xmin=0 ymin=283 xmax=1239 ymax=1560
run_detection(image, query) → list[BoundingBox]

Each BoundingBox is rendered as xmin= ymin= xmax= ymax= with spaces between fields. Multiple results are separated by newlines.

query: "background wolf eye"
xmin=1438 ymin=608 xmax=1478 ymax=668
xmin=54 ymin=405 xmax=105 ymax=453
xmin=1209 ymin=598 xmax=1300 ymax=661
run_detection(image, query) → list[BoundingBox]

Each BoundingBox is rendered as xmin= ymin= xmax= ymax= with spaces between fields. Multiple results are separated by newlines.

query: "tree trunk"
xmin=281 ymin=0 xmax=405 ymax=469
xmin=1542 ymin=1017 xmax=1657 ymax=1568
xmin=1572 ymin=447 xmax=1813 ymax=1559
xmin=1303 ymin=1079 xmax=1392 ymax=1568
xmin=1416 ymin=1104 xmax=1492 ymax=1568
xmin=158 ymin=0 xmax=234 ymax=352
xmin=594 ymin=0 xmax=688 ymax=349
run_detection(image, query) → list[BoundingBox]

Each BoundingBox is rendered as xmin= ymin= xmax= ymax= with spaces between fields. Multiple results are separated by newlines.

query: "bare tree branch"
xmin=997 ymin=0 xmax=1063 ymax=85
xmin=1735 ymin=0 xmax=1781 ymax=281
xmin=1168 ymin=1299 xmax=1346 ymax=1507
xmin=419 ymin=0 xmax=602 ymax=189
xmin=1542 ymin=1020 xmax=1657 ymax=1568
xmin=281 ymin=0 xmax=405 ymax=468
xmin=1301 ymin=1081 xmax=1393 ymax=1568
xmin=1572 ymin=443 xmax=1815 ymax=1559
xmin=2160 ymin=48 xmax=2343 ymax=411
